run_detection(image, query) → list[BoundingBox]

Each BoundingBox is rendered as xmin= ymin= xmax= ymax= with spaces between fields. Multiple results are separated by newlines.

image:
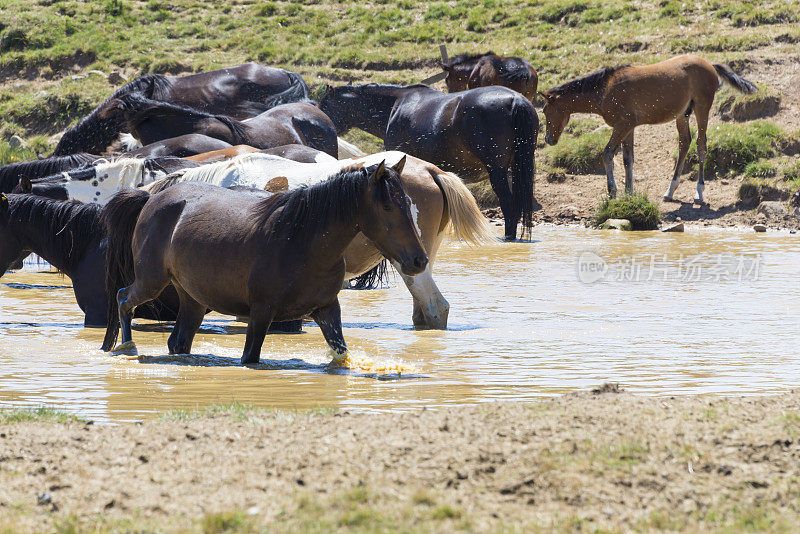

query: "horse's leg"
xmin=167 ymin=288 xmax=206 ymax=355
xmin=390 ymin=259 xmax=449 ymax=330
xmin=116 ymin=274 xmax=170 ymax=348
xmin=241 ymin=303 xmax=273 ymax=365
xmin=311 ymin=299 xmax=347 ymax=360
xmin=622 ymin=131 xmax=635 ymax=193
xmin=486 ymin=164 xmax=518 ymax=241
xmin=694 ymin=104 xmax=711 ymax=204
xmin=664 ymin=115 xmax=692 ymax=201
xmin=602 ymin=125 xmax=634 ymax=198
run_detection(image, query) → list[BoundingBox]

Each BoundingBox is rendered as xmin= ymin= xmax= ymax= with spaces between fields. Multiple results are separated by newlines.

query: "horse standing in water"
xmin=53 ymin=63 xmax=310 ymax=155
xmin=540 ymin=54 xmax=757 ymax=203
xmin=101 ymin=162 xmax=428 ymax=364
xmin=110 ymin=95 xmax=338 ymax=158
xmin=442 ymin=52 xmax=538 ymax=101
xmin=319 ymin=83 xmax=537 ymax=241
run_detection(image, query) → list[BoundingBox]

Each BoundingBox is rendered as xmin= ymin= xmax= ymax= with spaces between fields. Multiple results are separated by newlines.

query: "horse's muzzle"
xmin=399 ymin=254 xmax=428 ymax=276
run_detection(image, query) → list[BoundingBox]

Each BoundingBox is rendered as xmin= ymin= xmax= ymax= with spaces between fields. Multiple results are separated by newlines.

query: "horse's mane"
xmin=488 ymin=56 xmax=533 ymax=82
xmin=251 ymin=165 xmax=380 ymax=243
xmin=548 ymin=66 xmax=629 ymax=97
xmin=117 ymin=94 xmax=249 ymax=145
xmin=7 ymin=194 xmax=102 ymax=271
xmin=53 ymin=74 xmax=172 ymax=155
xmin=443 ymin=52 xmax=495 ymax=68
xmin=0 ymin=153 xmax=98 ymax=193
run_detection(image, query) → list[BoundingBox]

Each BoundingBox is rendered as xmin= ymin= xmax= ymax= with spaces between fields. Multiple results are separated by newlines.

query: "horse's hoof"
xmin=111 ymin=341 xmax=137 ymax=356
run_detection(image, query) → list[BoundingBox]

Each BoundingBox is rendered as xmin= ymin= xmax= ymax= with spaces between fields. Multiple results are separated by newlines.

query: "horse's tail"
xmin=100 ymin=189 xmax=150 ymax=351
xmin=292 ymin=116 xmax=339 ymax=158
xmin=511 ymin=100 xmax=538 ymax=233
xmin=713 ymin=63 xmax=757 ymax=94
xmin=337 ymin=137 xmax=367 ymax=159
xmin=263 ymin=71 xmax=312 ymax=109
xmin=348 ymin=259 xmax=389 ymax=290
xmin=432 ymin=170 xmax=495 ymax=245
xmin=215 ymin=116 xmax=250 ymax=146
xmin=119 ymin=132 xmax=142 ymax=151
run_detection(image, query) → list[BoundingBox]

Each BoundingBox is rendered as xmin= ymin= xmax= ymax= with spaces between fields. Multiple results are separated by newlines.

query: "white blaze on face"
xmin=406 ymin=193 xmax=422 ymax=237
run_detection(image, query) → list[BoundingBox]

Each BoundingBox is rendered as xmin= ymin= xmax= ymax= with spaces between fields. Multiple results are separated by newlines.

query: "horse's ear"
xmin=19 ymin=176 xmax=32 ymax=194
xmin=390 ymin=155 xmax=406 ymax=175
xmin=369 ymin=160 xmax=387 ymax=186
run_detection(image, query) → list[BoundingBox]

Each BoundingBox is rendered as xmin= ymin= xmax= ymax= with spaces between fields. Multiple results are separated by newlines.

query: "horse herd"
xmin=0 ymin=53 xmax=757 ymax=363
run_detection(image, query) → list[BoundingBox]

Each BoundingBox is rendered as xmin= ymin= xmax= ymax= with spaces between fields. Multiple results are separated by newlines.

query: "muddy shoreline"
xmin=2 ymin=389 xmax=800 ymax=532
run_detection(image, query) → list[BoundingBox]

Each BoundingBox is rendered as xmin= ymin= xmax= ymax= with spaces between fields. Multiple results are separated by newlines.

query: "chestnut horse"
xmin=443 ymin=52 xmax=538 ymax=101
xmin=101 ymin=162 xmax=428 ymax=364
xmin=540 ymin=54 xmax=757 ymax=203
xmin=53 ymin=63 xmax=309 ymax=155
xmin=319 ymin=83 xmax=537 ymax=241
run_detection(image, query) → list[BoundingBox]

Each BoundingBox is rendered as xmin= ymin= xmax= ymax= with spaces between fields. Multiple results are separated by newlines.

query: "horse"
xmin=110 ymin=94 xmax=338 ymax=158
xmin=14 ymin=157 xmax=204 ymax=203
xmin=53 ymin=63 xmax=310 ymax=155
xmin=442 ymin=52 xmax=538 ymax=101
xmin=0 ymin=193 xmax=180 ymax=326
xmin=185 ymin=144 xmax=336 ymax=164
xmin=540 ymin=54 xmax=758 ymax=203
xmin=100 ymin=161 xmax=428 ymax=365
xmin=142 ymin=151 xmax=493 ymax=329
xmin=124 ymin=134 xmax=233 ymax=158
xmin=319 ymin=83 xmax=537 ymax=241
xmin=0 ymin=153 xmax=99 ymax=193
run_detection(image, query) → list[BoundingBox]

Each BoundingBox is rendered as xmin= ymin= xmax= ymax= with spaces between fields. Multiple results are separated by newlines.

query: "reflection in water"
xmin=1 ymin=226 xmax=799 ymax=422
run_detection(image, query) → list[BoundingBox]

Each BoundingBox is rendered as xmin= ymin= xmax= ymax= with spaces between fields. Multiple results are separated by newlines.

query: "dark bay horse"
xmin=0 ymin=193 xmax=179 ymax=326
xmin=0 ymin=153 xmax=98 ymax=193
xmin=112 ymin=95 xmax=338 ymax=158
xmin=53 ymin=63 xmax=310 ymax=155
xmin=125 ymin=134 xmax=232 ymax=158
xmin=443 ymin=52 xmax=538 ymax=101
xmin=101 ymin=161 xmax=428 ymax=364
xmin=319 ymin=83 xmax=537 ymax=240
xmin=540 ymin=54 xmax=757 ymax=203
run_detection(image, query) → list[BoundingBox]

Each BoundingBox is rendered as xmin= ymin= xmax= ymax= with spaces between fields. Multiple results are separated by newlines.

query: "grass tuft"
xmin=594 ymin=193 xmax=660 ymax=230
xmin=0 ymin=405 xmax=86 ymax=424
xmin=543 ymin=130 xmax=609 ymax=175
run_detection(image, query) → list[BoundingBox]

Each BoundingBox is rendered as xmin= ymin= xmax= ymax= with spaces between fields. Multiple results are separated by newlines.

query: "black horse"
xmin=0 ymin=193 xmax=179 ymax=326
xmin=319 ymin=83 xmax=538 ymax=240
xmin=111 ymin=95 xmax=338 ymax=158
xmin=0 ymin=153 xmax=99 ymax=193
xmin=53 ymin=63 xmax=310 ymax=155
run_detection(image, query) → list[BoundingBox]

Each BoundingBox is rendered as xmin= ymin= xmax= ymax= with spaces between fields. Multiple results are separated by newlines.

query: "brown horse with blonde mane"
xmin=540 ymin=54 xmax=757 ymax=203
xmin=443 ymin=52 xmax=538 ymax=101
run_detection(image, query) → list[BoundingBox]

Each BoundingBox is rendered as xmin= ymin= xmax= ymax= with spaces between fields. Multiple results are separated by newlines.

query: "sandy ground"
xmin=2 ymin=388 xmax=800 ymax=532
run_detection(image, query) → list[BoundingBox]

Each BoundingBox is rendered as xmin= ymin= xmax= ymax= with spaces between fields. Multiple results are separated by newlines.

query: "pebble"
xmin=753 ymin=224 xmax=767 ymax=233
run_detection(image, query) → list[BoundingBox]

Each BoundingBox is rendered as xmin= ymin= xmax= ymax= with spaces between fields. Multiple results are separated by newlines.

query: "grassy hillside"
xmin=1 ymin=0 xmax=799 ymax=143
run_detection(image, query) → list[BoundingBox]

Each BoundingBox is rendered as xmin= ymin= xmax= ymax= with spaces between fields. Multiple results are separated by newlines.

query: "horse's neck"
xmin=356 ymin=91 xmax=399 ymax=137
xmin=561 ymin=93 xmax=601 ymax=114
xmin=301 ymin=218 xmax=361 ymax=272
xmin=11 ymin=210 xmax=80 ymax=274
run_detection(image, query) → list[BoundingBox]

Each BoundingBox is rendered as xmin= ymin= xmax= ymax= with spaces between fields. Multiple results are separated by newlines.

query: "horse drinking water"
xmin=101 ymin=161 xmax=428 ymax=364
xmin=540 ymin=54 xmax=757 ymax=203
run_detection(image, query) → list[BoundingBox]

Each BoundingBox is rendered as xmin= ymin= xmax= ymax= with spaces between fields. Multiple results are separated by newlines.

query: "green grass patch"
xmin=158 ymin=401 xmax=338 ymax=422
xmin=686 ymin=121 xmax=785 ymax=177
xmin=200 ymin=511 xmax=254 ymax=534
xmin=717 ymin=83 xmax=781 ymax=121
xmin=743 ymin=160 xmax=778 ymax=178
xmin=543 ymin=129 xmax=609 ymax=175
xmin=594 ymin=193 xmax=660 ymax=230
xmin=0 ymin=405 xmax=85 ymax=424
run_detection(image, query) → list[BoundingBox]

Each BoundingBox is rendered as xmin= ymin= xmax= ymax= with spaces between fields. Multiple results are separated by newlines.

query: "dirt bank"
xmin=2 ymin=389 xmax=800 ymax=532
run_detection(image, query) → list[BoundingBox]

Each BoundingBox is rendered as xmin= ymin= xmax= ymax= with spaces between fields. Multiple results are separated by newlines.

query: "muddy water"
xmin=1 ymin=226 xmax=798 ymax=423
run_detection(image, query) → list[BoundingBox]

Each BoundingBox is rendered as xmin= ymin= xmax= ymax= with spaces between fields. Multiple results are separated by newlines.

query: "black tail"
xmin=262 ymin=71 xmax=311 ymax=109
xmin=347 ymin=259 xmax=389 ymax=290
xmin=713 ymin=63 xmax=757 ymax=94
xmin=292 ymin=116 xmax=339 ymax=158
xmin=100 ymin=189 xmax=150 ymax=351
xmin=511 ymin=100 xmax=538 ymax=234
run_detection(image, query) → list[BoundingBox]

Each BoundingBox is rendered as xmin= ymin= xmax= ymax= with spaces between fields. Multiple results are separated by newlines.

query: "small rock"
xmin=757 ymin=201 xmax=787 ymax=219
xmin=546 ymin=170 xmax=567 ymax=183
xmin=721 ymin=179 xmax=729 ymax=185
xmin=662 ymin=222 xmax=684 ymax=233
xmin=600 ymin=218 xmax=632 ymax=231
xmin=108 ymin=70 xmax=127 ymax=85
xmin=8 ymin=134 xmax=26 ymax=149
xmin=36 ymin=493 xmax=52 ymax=506
xmin=754 ymin=224 xmax=767 ymax=233
xmin=558 ymin=205 xmax=580 ymax=219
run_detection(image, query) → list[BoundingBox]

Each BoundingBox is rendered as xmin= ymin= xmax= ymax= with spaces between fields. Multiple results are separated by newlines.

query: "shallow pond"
xmin=1 ymin=225 xmax=798 ymax=423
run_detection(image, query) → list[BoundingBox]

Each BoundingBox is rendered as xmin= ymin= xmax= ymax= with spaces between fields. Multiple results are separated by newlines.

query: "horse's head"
xmin=318 ymin=85 xmax=358 ymax=134
xmin=442 ymin=64 xmax=469 ymax=93
xmin=540 ymin=91 xmax=570 ymax=146
xmin=0 ymin=193 xmax=25 ymax=275
xmin=359 ymin=157 xmax=428 ymax=277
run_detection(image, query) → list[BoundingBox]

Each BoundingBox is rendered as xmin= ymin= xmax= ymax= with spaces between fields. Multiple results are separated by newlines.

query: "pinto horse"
xmin=111 ymin=95 xmax=338 ymax=158
xmin=143 ymin=151 xmax=493 ymax=329
xmin=101 ymin=162 xmax=428 ymax=364
xmin=53 ymin=63 xmax=310 ymax=155
xmin=540 ymin=54 xmax=757 ymax=203
xmin=319 ymin=83 xmax=537 ymax=241
xmin=442 ymin=52 xmax=538 ymax=101
xmin=184 ymin=144 xmax=335 ymax=164
xmin=0 ymin=193 xmax=180 ymax=326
